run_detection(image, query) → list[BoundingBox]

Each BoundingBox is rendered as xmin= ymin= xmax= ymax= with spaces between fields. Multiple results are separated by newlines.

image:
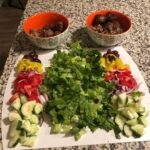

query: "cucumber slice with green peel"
xmin=131 ymin=91 xmax=142 ymax=102
xmin=138 ymin=116 xmax=149 ymax=127
xmin=121 ymin=108 xmax=134 ymax=120
xmin=34 ymin=103 xmax=43 ymax=114
xmin=29 ymin=114 xmax=39 ymax=124
xmin=74 ymin=128 xmax=86 ymax=141
xmin=71 ymin=115 xmax=79 ymax=123
xmin=124 ymin=125 xmax=133 ymax=137
xmin=118 ymin=107 xmax=124 ymax=112
xmin=127 ymin=103 xmax=145 ymax=113
xmin=117 ymin=102 xmax=124 ymax=108
xmin=140 ymin=110 xmax=149 ymax=117
xmin=118 ymin=92 xmax=127 ymax=105
xmin=137 ymin=106 xmax=145 ymax=113
xmin=27 ymin=124 xmax=40 ymax=136
xmin=21 ymin=101 xmax=36 ymax=117
xmin=9 ymin=110 xmax=21 ymax=122
xmin=133 ymin=97 xmax=141 ymax=102
xmin=20 ymin=136 xmax=36 ymax=147
xmin=11 ymin=98 xmax=21 ymax=110
xmin=126 ymin=118 xmax=138 ymax=126
xmin=16 ymin=120 xmax=22 ymax=130
xmin=62 ymin=124 xmax=73 ymax=133
xmin=127 ymin=96 xmax=134 ymax=104
xmin=52 ymin=124 xmax=62 ymax=133
xmin=129 ymin=108 xmax=139 ymax=118
xmin=115 ymin=115 xmax=126 ymax=130
xmin=131 ymin=124 xmax=144 ymax=136
xmin=9 ymin=120 xmax=19 ymax=137
xmin=20 ymin=94 xmax=28 ymax=104
xmin=21 ymin=120 xmax=31 ymax=132
xmin=111 ymin=95 xmax=118 ymax=105
xmin=8 ymin=131 xmax=20 ymax=148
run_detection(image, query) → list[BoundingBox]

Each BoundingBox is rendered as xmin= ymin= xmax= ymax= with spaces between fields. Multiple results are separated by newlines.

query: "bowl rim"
xmin=23 ymin=11 xmax=69 ymax=40
xmin=86 ymin=9 xmax=132 ymax=37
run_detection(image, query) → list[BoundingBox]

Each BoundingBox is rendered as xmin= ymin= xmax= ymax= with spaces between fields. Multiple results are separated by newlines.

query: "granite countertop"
xmin=0 ymin=0 xmax=150 ymax=149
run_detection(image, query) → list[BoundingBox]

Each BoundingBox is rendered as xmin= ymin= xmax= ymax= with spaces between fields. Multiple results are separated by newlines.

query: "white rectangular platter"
xmin=2 ymin=46 xmax=150 ymax=150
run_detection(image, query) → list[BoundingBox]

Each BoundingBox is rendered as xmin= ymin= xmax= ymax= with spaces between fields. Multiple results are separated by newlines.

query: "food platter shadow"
xmin=13 ymin=32 xmax=47 ymax=52
xmin=71 ymin=27 xmax=119 ymax=50
xmin=2 ymin=117 xmax=10 ymax=139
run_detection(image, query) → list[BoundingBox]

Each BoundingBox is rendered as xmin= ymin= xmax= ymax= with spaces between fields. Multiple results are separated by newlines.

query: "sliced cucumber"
xmin=20 ymin=94 xmax=28 ymax=104
xmin=126 ymin=118 xmax=138 ymax=126
xmin=25 ymin=114 xmax=39 ymax=124
xmin=115 ymin=115 xmax=126 ymax=131
xmin=71 ymin=115 xmax=79 ymax=123
xmin=21 ymin=120 xmax=31 ymax=132
xmin=9 ymin=120 xmax=19 ymax=137
xmin=118 ymin=92 xmax=127 ymax=106
xmin=11 ymin=98 xmax=21 ymax=110
xmin=131 ymin=124 xmax=144 ymax=136
xmin=27 ymin=124 xmax=39 ymax=136
xmin=52 ymin=124 xmax=62 ymax=133
xmin=137 ymin=106 xmax=145 ymax=113
xmin=140 ymin=110 xmax=149 ymax=117
xmin=74 ymin=128 xmax=86 ymax=141
xmin=8 ymin=131 xmax=20 ymax=148
xmin=62 ymin=124 xmax=72 ymax=133
xmin=138 ymin=116 xmax=149 ymax=127
xmin=123 ymin=125 xmax=133 ymax=137
xmin=20 ymin=136 xmax=36 ymax=147
xmin=111 ymin=95 xmax=118 ymax=106
xmin=16 ymin=120 xmax=22 ymax=130
xmin=121 ymin=108 xmax=134 ymax=119
xmin=21 ymin=101 xmax=36 ymax=117
xmin=131 ymin=91 xmax=142 ymax=102
xmin=129 ymin=108 xmax=139 ymax=118
xmin=34 ymin=103 xmax=43 ymax=114
xmin=9 ymin=110 xmax=21 ymax=122
xmin=118 ymin=103 xmax=124 ymax=108
xmin=127 ymin=96 xmax=133 ymax=104
xmin=127 ymin=103 xmax=145 ymax=113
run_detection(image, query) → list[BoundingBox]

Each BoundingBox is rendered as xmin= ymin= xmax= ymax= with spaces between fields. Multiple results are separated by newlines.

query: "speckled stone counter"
xmin=0 ymin=0 xmax=150 ymax=149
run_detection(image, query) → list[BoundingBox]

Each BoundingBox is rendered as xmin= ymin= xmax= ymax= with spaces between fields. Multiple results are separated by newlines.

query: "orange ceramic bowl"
xmin=86 ymin=10 xmax=131 ymax=46
xmin=23 ymin=12 xmax=69 ymax=49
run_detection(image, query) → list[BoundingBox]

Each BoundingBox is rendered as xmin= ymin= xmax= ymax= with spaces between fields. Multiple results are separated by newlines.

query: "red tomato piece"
xmin=105 ymin=69 xmax=138 ymax=91
xmin=15 ymin=79 xmax=29 ymax=93
xmin=29 ymin=74 xmax=43 ymax=87
xmin=24 ymin=85 xmax=32 ymax=96
xmin=29 ymin=95 xmax=41 ymax=103
xmin=13 ymin=70 xmax=43 ymax=103
xmin=17 ymin=72 xmax=28 ymax=79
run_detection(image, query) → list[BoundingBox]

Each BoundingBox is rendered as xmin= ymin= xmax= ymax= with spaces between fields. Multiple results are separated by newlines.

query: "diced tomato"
xmin=105 ymin=69 xmax=138 ymax=92
xmin=13 ymin=71 xmax=43 ymax=103
xmin=29 ymin=74 xmax=43 ymax=87
xmin=105 ymin=72 xmax=114 ymax=81
xmin=17 ymin=72 xmax=28 ymax=79
xmin=15 ymin=79 xmax=29 ymax=93
xmin=24 ymin=85 xmax=32 ymax=96
xmin=29 ymin=95 xmax=41 ymax=103
xmin=8 ymin=92 xmax=20 ymax=104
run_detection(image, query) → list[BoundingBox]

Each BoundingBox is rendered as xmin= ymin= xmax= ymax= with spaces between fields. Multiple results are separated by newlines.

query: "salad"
xmin=7 ymin=51 xmax=43 ymax=148
xmin=6 ymin=42 xmax=149 ymax=148
xmin=41 ymin=42 xmax=148 ymax=140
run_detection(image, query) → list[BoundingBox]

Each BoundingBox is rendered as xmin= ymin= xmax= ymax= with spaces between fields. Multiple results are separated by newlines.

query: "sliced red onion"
xmin=39 ymin=95 xmax=47 ymax=104
xmin=42 ymin=93 xmax=48 ymax=101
